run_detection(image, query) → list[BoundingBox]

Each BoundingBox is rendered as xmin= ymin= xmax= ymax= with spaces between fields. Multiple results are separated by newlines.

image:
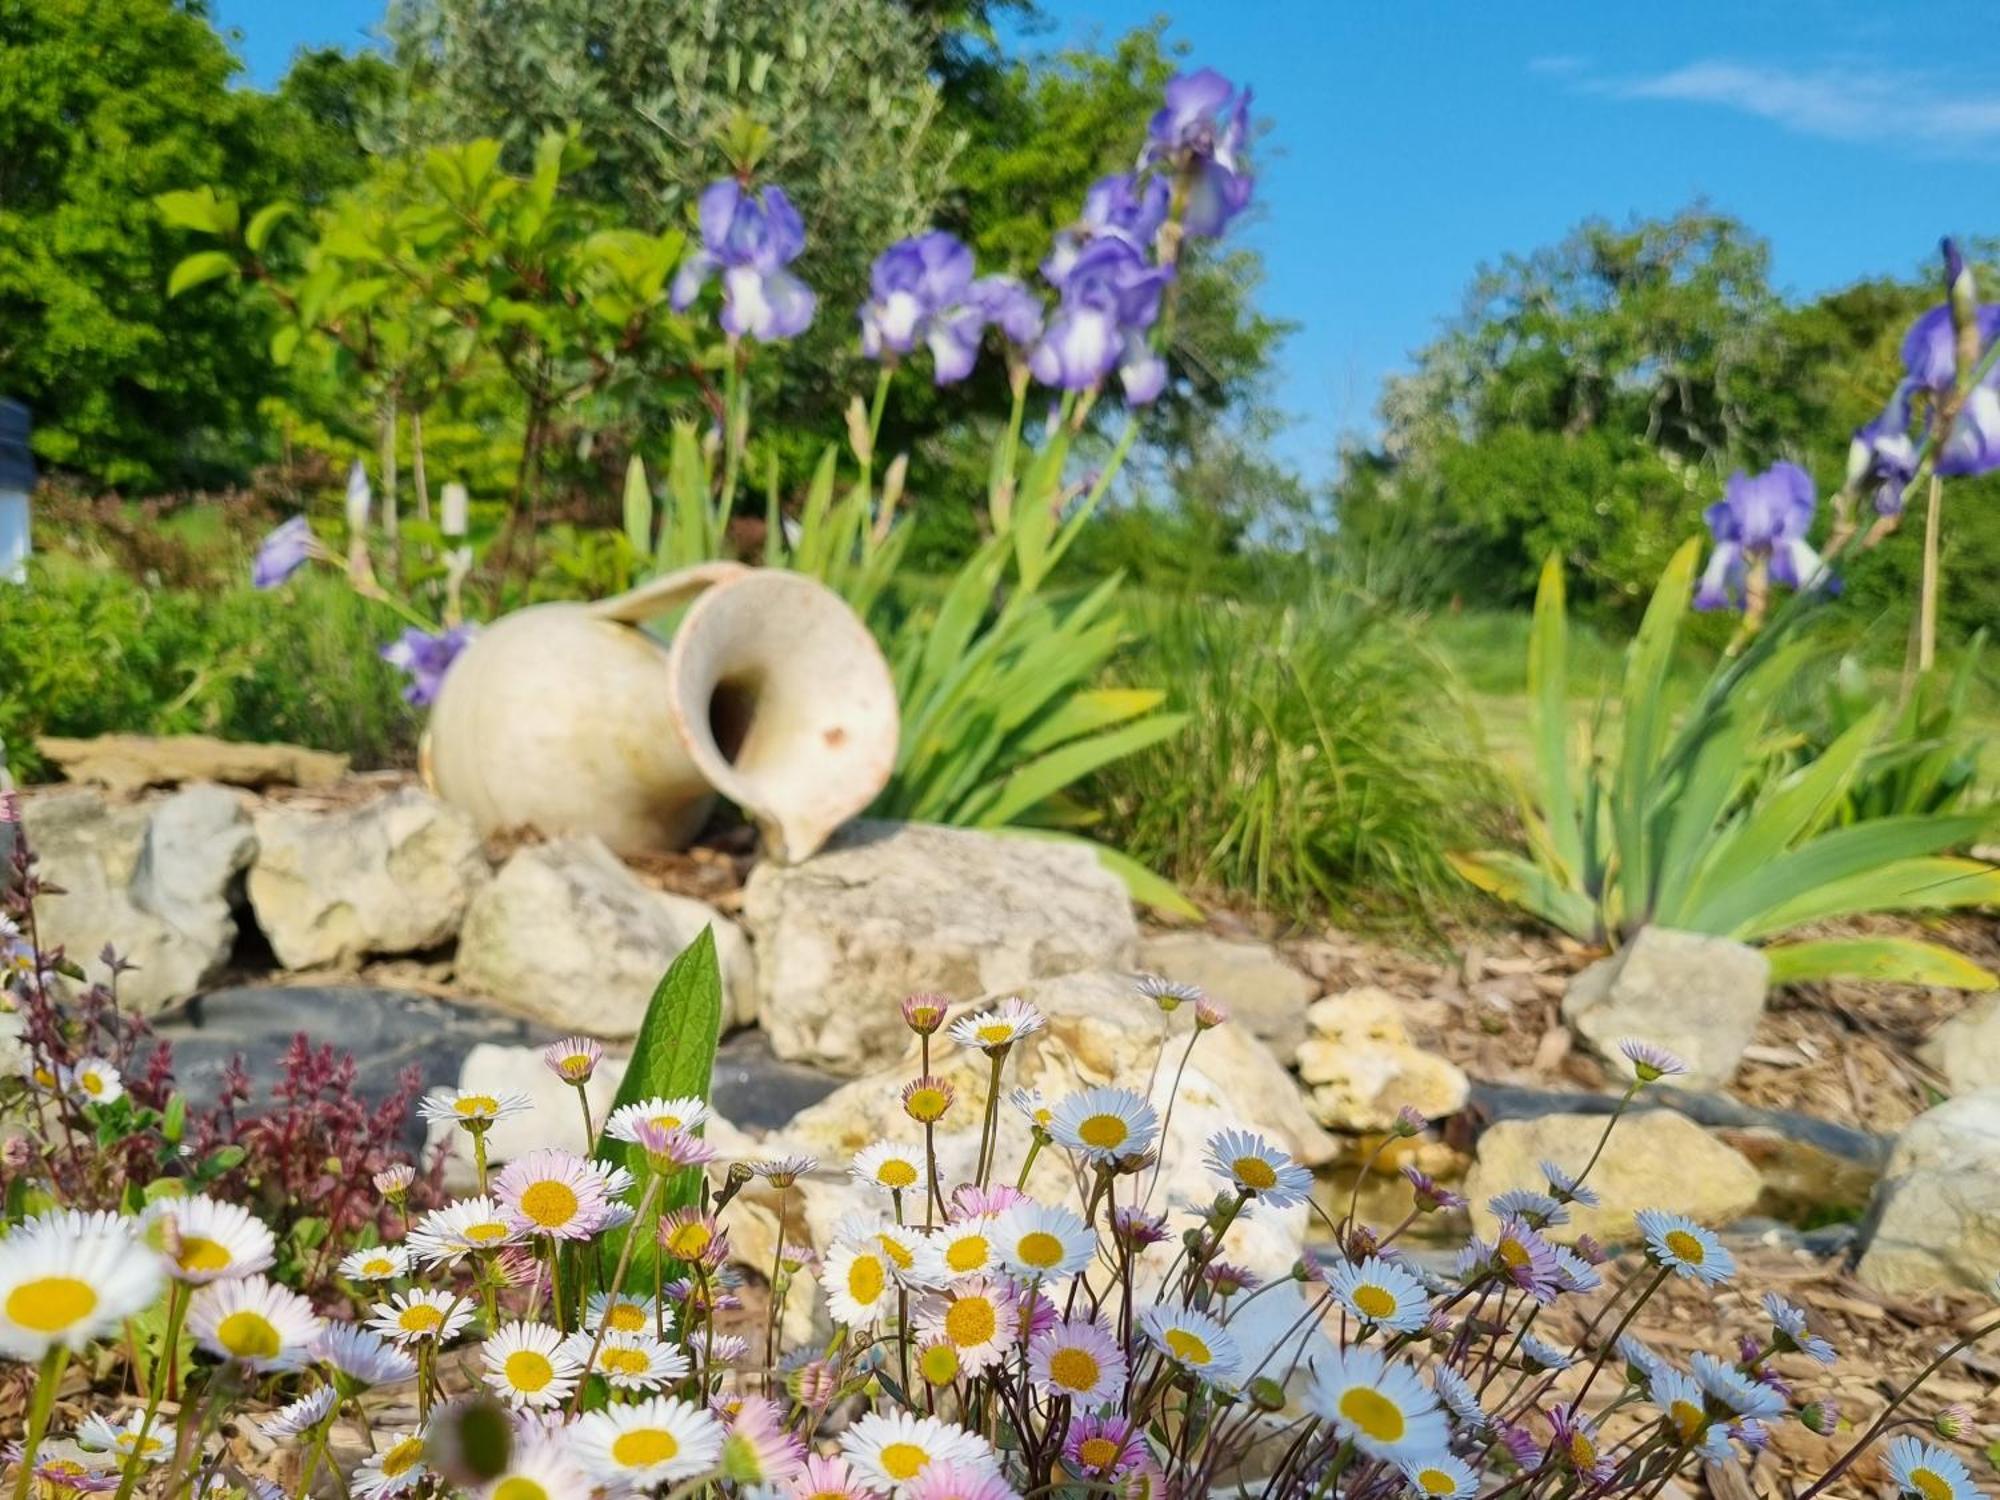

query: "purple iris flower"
xmin=1694 ymin=461 xmax=1827 ymax=612
xmin=380 ymin=623 xmax=477 ymax=708
xmin=251 ymin=516 xmax=316 ymax=590
xmin=1081 ymin=173 xmax=1170 ymax=250
xmin=858 ymin=230 xmax=990 ymax=385
xmin=1846 ymin=381 xmax=1919 ymax=516
xmin=1897 ymin=301 xmax=2000 ymax=479
xmin=1029 ymin=238 xmax=1171 ymax=401
xmin=670 ymin=180 xmax=816 ymax=342
xmin=1142 ymin=68 xmax=1255 ymax=239
xmin=971 ymin=275 xmax=1044 ymax=349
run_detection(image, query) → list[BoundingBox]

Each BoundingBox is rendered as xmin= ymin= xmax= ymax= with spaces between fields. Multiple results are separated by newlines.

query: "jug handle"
xmin=584 ymin=562 xmax=750 ymax=625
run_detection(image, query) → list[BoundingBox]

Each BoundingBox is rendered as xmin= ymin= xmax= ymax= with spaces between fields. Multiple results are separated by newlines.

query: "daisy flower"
xmin=925 ymin=1215 xmax=1002 ymax=1281
xmin=338 ymin=1245 xmax=410 ymax=1283
xmin=1762 ymin=1292 xmax=1836 ymax=1363
xmin=259 ymin=1387 xmax=336 ymax=1441
xmin=1650 ymin=1367 xmax=1721 ymax=1444
xmin=1691 ymin=1351 xmax=1786 ymax=1419
xmin=1518 ymin=1333 xmax=1575 ymax=1371
xmin=368 ymin=1288 xmax=476 ymax=1347
xmin=705 ymin=1333 xmax=751 ymax=1365
xmin=1326 ymin=1256 xmax=1430 ymax=1333
xmin=1886 ymin=1436 xmax=1978 ymax=1500
xmin=915 ymin=1277 xmax=1019 ymax=1374
xmin=838 ymin=1411 xmax=997 ymax=1496
xmin=995 ymin=1202 xmax=1095 ymax=1281
xmin=792 ymin=1452 xmax=871 ymax=1500
xmin=949 ymin=1185 xmax=1026 ymax=1221
xmin=475 ymin=1438 xmax=591 ymax=1500
xmin=1400 ymin=1454 xmax=1478 ymax=1500
xmin=416 ymin=1086 xmax=532 ymax=1128
xmin=753 ymin=1154 xmax=818 ymax=1188
xmin=353 ymin=1430 xmax=429 ymax=1499
xmin=1028 ymin=1316 xmax=1126 ymax=1405
xmin=481 ymin=1321 xmax=582 ymax=1409
xmin=406 ymin=1196 xmax=521 ymax=1266
xmin=851 ymin=1141 xmax=930 ymax=1196
xmin=74 ymin=1410 xmax=173 ymax=1465
xmin=374 ymin=1164 xmax=417 ymax=1199
xmin=314 ymin=1322 xmax=417 ymax=1388
xmin=1204 ymin=1128 xmax=1313 ymax=1208
xmin=1635 ymin=1209 xmax=1736 ymax=1285
xmin=1432 ymin=1366 xmax=1487 ymax=1431
xmin=902 ymin=994 xmax=950 ymax=1034
xmin=902 ymin=1076 xmax=956 ymax=1124
xmin=916 ymin=1338 xmax=963 ymax=1387
xmin=1112 ymin=1206 xmax=1171 ymax=1249
xmin=188 ymin=1274 xmax=324 ymax=1371
xmin=1487 ymin=1188 xmax=1567 ymax=1227
xmin=494 ymin=1149 xmax=609 ymax=1241
xmin=1550 ymin=1406 xmax=1613 ymax=1483
xmin=1134 ymin=974 xmax=1202 ymax=1011
xmin=823 ymin=1238 xmax=899 ymax=1327
xmin=1049 ymin=1086 xmax=1159 ymax=1164
xmin=0 ymin=1216 xmax=165 ymax=1357
xmin=1539 ymin=1159 xmax=1601 ymax=1207
xmin=144 ymin=1194 xmax=275 ymax=1284
xmin=1551 ymin=1247 xmax=1602 ymax=1295
xmin=719 ymin=1396 xmax=807 ymax=1489
xmin=65 ymin=1056 xmax=123 ymax=1105
xmin=1064 ymin=1413 xmax=1146 ymax=1478
xmin=1009 ymin=1088 xmax=1054 ymax=1133
xmin=604 ymin=1094 xmax=711 ymax=1142
xmin=657 ymin=1208 xmax=726 ymax=1266
xmin=20 ymin=1441 xmax=118 ymax=1492
xmin=560 ymin=1328 xmax=688 ymax=1390
xmin=1139 ymin=1304 xmax=1241 ymax=1385
xmin=947 ymin=997 xmax=1045 ymax=1052
xmin=1487 ymin=1217 xmax=1564 ymax=1302
xmin=541 ymin=1035 xmax=603 ymax=1083
xmin=571 ymin=1396 xmax=724 ymax=1489
xmin=1306 ymin=1343 xmax=1448 ymax=1461
xmin=1618 ymin=1039 xmax=1688 ymax=1083
xmin=904 ymin=1463 xmax=1022 ymax=1500
xmin=587 ymin=1290 xmax=665 ymax=1337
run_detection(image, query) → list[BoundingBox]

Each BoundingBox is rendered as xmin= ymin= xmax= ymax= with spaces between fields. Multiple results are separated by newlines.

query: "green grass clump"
xmin=1088 ymin=589 xmax=1509 ymax=929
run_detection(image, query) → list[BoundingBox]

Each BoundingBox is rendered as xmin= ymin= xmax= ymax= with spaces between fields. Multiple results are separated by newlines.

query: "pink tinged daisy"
xmin=258 ymin=1386 xmax=336 ymax=1441
xmin=1326 ymin=1256 xmax=1430 ymax=1333
xmin=373 ymin=1164 xmax=417 ymax=1199
xmin=657 ymin=1208 xmax=727 ymax=1267
xmin=338 ymin=1245 xmax=411 ymax=1283
xmin=901 ymin=993 xmax=950 ymax=1035
xmin=719 ymin=1395 xmax=807 ymax=1488
xmin=313 ymin=1322 xmax=417 ymax=1389
xmin=144 ymin=1194 xmax=276 ymax=1285
xmin=948 ymin=1184 xmax=1027 ymax=1221
xmin=947 ymin=996 xmax=1045 ymax=1052
xmin=406 ymin=1196 xmax=520 ymax=1266
xmin=1885 ymin=1435 xmax=1979 ymax=1500
xmin=1203 ymin=1128 xmax=1313 ymax=1208
xmin=0 ymin=1216 xmax=165 ymax=1358
xmin=541 ymin=1035 xmax=602 ymax=1083
xmin=838 ymin=1411 xmax=998 ymax=1496
xmin=1112 ymin=1206 xmax=1170 ymax=1249
xmin=353 ymin=1430 xmax=428 ymax=1499
xmin=790 ymin=1452 xmax=871 ymax=1500
xmin=572 ymin=1396 xmax=724 ymax=1488
xmin=1063 ymin=1414 xmax=1146 ymax=1478
xmin=416 ymin=1086 xmax=532 ymax=1129
xmin=1400 ymin=1453 xmax=1477 ymax=1500
xmin=494 ymin=1148 xmax=609 ymax=1241
xmin=1138 ymin=1304 xmax=1240 ymax=1385
xmin=1305 ymin=1343 xmax=1449 ymax=1461
xmin=915 ymin=1276 xmax=1020 ymax=1374
xmin=559 ymin=1328 xmax=688 ymax=1390
xmin=19 ymin=1441 xmax=118 ymax=1492
xmin=752 ymin=1154 xmax=818 ymax=1188
xmin=188 ymin=1274 xmax=325 ymax=1372
xmin=996 ymin=1202 xmax=1095 ymax=1280
xmin=1549 ymin=1405 xmax=1613 ymax=1484
xmin=1618 ymin=1039 xmax=1688 ymax=1084
xmin=904 ymin=1462 xmax=1024 ymax=1500
xmin=1028 ymin=1316 xmax=1126 ymax=1405
xmin=367 ymin=1288 xmax=475 ymax=1347
xmin=1134 ymin=974 xmax=1201 ymax=1012
xmin=822 ymin=1239 xmax=898 ymax=1328
xmin=1049 ymin=1086 xmax=1159 ymax=1164
xmin=1488 ymin=1216 xmax=1563 ymax=1302
xmin=851 ymin=1141 xmax=930 ymax=1196
xmin=1635 ymin=1209 xmax=1736 ymax=1285
xmin=605 ymin=1094 xmax=711 ymax=1142
xmin=704 ymin=1332 xmax=752 ymax=1365
xmin=480 ymin=1321 xmax=582 ymax=1409
xmin=628 ymin=1121 xmax=719 ymax=1173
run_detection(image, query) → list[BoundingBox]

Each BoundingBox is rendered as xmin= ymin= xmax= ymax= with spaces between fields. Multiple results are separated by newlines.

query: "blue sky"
xmin=215 ymin=1 xmax=1999 ymax=484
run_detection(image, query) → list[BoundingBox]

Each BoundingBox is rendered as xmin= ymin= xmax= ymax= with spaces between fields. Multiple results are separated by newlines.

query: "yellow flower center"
xmin=648 ymin=1114 xmax=684 ymax=1131
xmin=1077 ymin=1114 xmax=1129 ymax=1150
xmin=1912 ymin=1471 xmax=1954 ymax=1500
xmin=1233 ymin=1155 xmax=1278 ymax=1190
xmin=1048 ymin=1346 xmax=1102 ymax=1391
xmin=613 ymin=1429 xmax=678 ymax=1468
xmin=362 ymin=1257 xmax=396 ymax=1276
xmin=877 ymin=1234 xmax=915 ymax=1270
xmin=1163 ymin=1328 xmax=1212 ymax=1366
xmin=1078 ymin=1437 xmax=1121 ymax=1470
xmin=454 ymin=1095 xmax=499 ymax=1117
xmin=876 ymin=1160 xmax=919 ymax=1189
xmin=944 ymin=1235 xmax=989 ymax=1273
xmin=383 ymin=1438 xmax=424 ymax=1476
xmin=216 ymin=1311 xmax=282 ymax=1360
xmin=663 ymin=1222 xmax=713 ymax=1259
xmin=905 ymin=1089 xmax=949 ymax=1123
xmin=848 ymin=1256 xmax=886 ymax=1306
xmin=1670 ymin=1400 xmax=1706 ymax=1441
xmin=919 ymin=1344 xmax=960 ymax=1385
xmin=976 ymin=1023 xmax=1014 ymax=1045
xmin=1417 ymin=1466 xmax=1458 ymax=1495
xmin=1339 ymin=1387 xmax=1406 ymax=1443
xmin=493 ymin=1481 xmax=549 ymax=1500
xmin=1663 ymin=1229 xmax=1706 ymax=1264
xmin=606 ymin=1303 xmax=648 ymax=1332
xmin=519 ymin=1181 xmax=579 ymax=1229
xmin=1569 ymin=1433 xmax=1598 ymax=1467
xmin=399 ymin=1304 xmax=445 ymax=1334
xmin=504 ymin=1349 xmax=555 ymax=1393
xmin=1496 ymin=1236 xmax=1530 ymax=1269
xmin=1351 ymin=1284 xmax=1399 ymax=1321
xmin=80 ymin=1072 xmax=105 ymax=1097
xmin=176 ymin=1237 xmax=232 ymax=1274
xmin=6 ymin=1276 xmax=97 ymax=1333
xmin=463 ymin=1222 xmax=510 ymax=1244
xmin=1016 ymin=1231 xmax=1065 ymax=1269
xmin=945 ymin=1297 xmax=998 ymax=1347
xmin=602 ymin=1347 xmax=650 ymax=1376
xmin=879 ymin=1442 xmax=929 ymax=1481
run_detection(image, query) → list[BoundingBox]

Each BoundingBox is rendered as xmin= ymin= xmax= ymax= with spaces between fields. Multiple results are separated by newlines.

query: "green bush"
xmin=1086 ymin=590 xmax=1507 ymax=928
xmin=0 ymin=568 xmax=416 ymax=780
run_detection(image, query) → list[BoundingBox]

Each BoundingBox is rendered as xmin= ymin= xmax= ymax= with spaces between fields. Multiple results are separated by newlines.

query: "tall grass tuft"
xmin=1090 ymin=589 xmax=1508 ymax=928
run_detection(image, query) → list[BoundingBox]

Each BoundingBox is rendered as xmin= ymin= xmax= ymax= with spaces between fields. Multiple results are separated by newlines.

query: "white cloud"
xmin=1560 ymin=58 xmax=2000 ymax=156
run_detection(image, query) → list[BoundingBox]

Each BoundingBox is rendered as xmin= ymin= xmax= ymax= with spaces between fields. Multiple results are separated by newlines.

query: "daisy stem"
xmin=11 ymin=1345 xmax=67 ymax=1500
xmin=571 ymin=1172 xmax=663 ymax=1416
xmin=765 ymin=1182 xmax=790 ymax=1394
xmin=471 ymin=1123 xmax=490 ymax=1195
xmin=1570 ymin=1265 xmax=1669 ymax=1413
xmin=573 ymin=1079 xmax=596 ymax=1152
xmin=974 ymin=1051 xmax=1007 ymax=1186
xmin=1014 ymin=1136 xmax=1044 ymax=1191
xmin=547 ymin=1239 xmax=567 ymax=1334
xmin=113 ymin=1281 xmax=185 ymax=1500
xmin=1143 ymin=1026 xmax=1201 ymax=1208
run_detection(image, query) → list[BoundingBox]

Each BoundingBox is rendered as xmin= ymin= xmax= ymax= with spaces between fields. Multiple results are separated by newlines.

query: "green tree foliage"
xmin=0 ymin=0 xmax=364 ymax=488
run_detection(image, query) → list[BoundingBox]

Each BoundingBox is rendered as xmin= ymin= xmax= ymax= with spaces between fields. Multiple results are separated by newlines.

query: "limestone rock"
xmin=1137 ymin=931 xmax=1318 ymax=1064
xmin=1857 ymin=1090 xmax=2000 ymax=1296
xmin=1465 ymin=1109 xmax=1763 ymax=1243
xmin=1295 ymin=987 xmax=1468 ymax=1130
xmin=455 ymin=839 xmax=755 ymax=1038
xmin=743 ymin=821 xmax=1137 ymax=1075
xmin=247 ymin=789 xmax=488 ymax=969
xmin=24 ymin=786 xmax=253 ymax=1014
xmin=1917 ymin=995 xmax=2000 ymax=1096
xmin=37 ymin=733 xmax=348 ymax=792
xmin=1562 ymin=927 xmax=1769 ymax=1090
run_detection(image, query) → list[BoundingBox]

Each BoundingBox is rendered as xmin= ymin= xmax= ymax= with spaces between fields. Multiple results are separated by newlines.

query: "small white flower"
xmin=338 ymin=1245 xmax=411 ymax=1283
xmin=187 ymin=1274 xmax=325 ymax=1372
xmin=924 ymin=1215 xmax=1004 ymax=1282
xmin=1028 ymin=1315 xmax=1125 ymax=1405
xmin=994 ymin=1201 xmax=1095 ymax=1280
xmin=571 ymin=1396 xmax=724 ymax=1489
xmin=1139 ymin=1304 xmax=1241 ymax=1385
xmin=144 ymin=1194 xmax=276 ymax=1285
xmin=258 ymin=1386 xmax=336 ymax=1441
xmin=0 ymin=1216 xmax=165 ymax=1358
xmin=65 ymin=1056 xmax=124 ymax=1105
xmin=480 ymin=1321 xmax=582 ymax=1409
xmin=353 ymin=1430 xmax=429 ymax=1498
xmin=603 ymin=1094 xmax=711 ymax=1143
xmin=947 ymin=996 xmax=1046 ymax=1051
xmin=1635 ymin=1209 xmax=1735 ymax=1285
xmin=1326 ymin=1256 xmax=1431 ymax=1333
xmin=416 ymin=1087 xmax=532 ymax=1128
xmin=850 ymin=1141 xmax=930 ymax=1196
xmin=1049 ymin=1087 xmax=1159 ymax=1163
xmin=313 ymin=1322 xmax=417 ymax=1388
xmin=405 ymin=1196 xmax=521 ymax=1267
xmin=1306 ymin=1343 xmax=1448 ymax=1461
xmin=1204 ymin=1128 xmax=1312 ymax=1208
xmin=559 ymin=1328 xmax=688 ymax=1391
xmin=822 ymin=1238 xmax=899 ymax=1328
xmin=367 ymin=1289 xmax=475 ymax=1347
xmin=838 ymin=1410 xmax=997 ymax=1496
xmin=74 ymin=1410 xmax=174 ymax=1465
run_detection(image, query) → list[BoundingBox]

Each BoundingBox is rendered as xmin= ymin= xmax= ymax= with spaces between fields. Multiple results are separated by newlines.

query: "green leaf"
xmin=973 ymin=713 xmax=1187 ymax=828
xmin=1017 ymin=688 xmax=1168 ymax=756
xmin=244 ymin=202 xmax=295 ymax=254
xmin=594 ymin=929 xmax=723 ymax=1284
xmin=1735 ymin=855 xmax=2000 ymax=941
xmin=1001 ymin=828 xmax=1201 ymax=920
xmin=1764 ymin=936 xmax=1997 ymax=991
xmin=154 ymin=187 xmax=238 ymax=237
xmin=622 ymin=456 xmax=653 ymax=559
xmin=1528 ymin=553 xmax=1583 ymax=884
xmin=166 ymin=251 xmax=236 ymax=298
xmin=1447 ymin=849 xmax=1599 ymax=941
xmin=269 ymin=323 xmax=302 ymax=366
xmin=1612 ymin=536 xmax=1701 ymax=925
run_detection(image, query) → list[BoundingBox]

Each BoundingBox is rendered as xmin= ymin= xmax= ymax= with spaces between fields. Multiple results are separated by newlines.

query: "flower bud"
xmin=900 ymin=994 xmax=948 ymax=1036
xmin=1798 ymin=1401 xmax=1838 ymax=1436
xmin=1945 ymin=238 xmax=1978 ymax=332
xmin=1247 ymin=1376 xmax=1286 ymax=1412
xmin=1934 ymin=1403 xmax=1975 ymax=1441
xmin=1194 ymin=997 xmax=1229 ymax=1030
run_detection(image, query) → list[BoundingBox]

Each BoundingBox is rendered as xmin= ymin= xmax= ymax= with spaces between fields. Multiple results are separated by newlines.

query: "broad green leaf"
xmin=622 ymin=456 xmax=652 ymax=559
xmin=1764 ymin=937 xmax=1996 ymax=991
xmin=244 ymin=202 xmax=295 ymax=254
xmin=594 ymin=930 xmax=723 ymax=1283
xmin=154 ymin=187 xmax=237 ymax=236
xmin=269 ymin=323 xmax=302 ymax=366
xmin=1737 ymin=856 xmax=2000 ymax=941
xmin=1528 ymin=553 xmax=1582 ymax=883
xmin=1017 ymin=688 xmax=1168 ymax=756
xmin=972 ymin=713 xmax=1187 ymax=828
xmin=1002 ymin=828 xmax=1201 ymax=920
xmin=1612 ymin=536 xmax=1701 ymax=926
xmin=167 ymin=252 xmax=235 ymax=298
xmin=1447 ymin=850 xmax=1599 ymax=942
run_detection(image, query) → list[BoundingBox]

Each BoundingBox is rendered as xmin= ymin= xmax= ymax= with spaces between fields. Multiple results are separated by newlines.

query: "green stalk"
xmin=12 ymin=1346 xmax=68 ymax=1500
xmin=112 ymin=1282 xmax=186 ymax=1500
xmin=570 ymin=1171 xmax=663 ymax=1415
